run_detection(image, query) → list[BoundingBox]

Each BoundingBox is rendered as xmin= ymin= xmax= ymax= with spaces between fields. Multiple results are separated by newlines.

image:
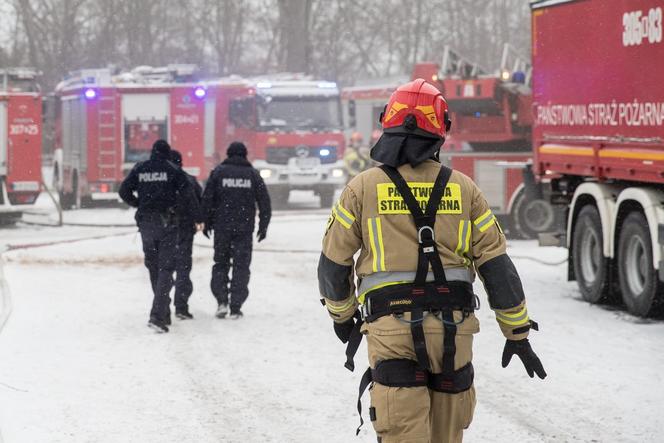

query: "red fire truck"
xmin=52 ymin=68 xmax=345 ymax=208
xmin=209 ymin=76 xmax=346 ymax=207
xmin=531 ymin=0 xmax=664 ymax=316
xmin=52 ymin=65 xmax=209 ymax=208
xmin=0 ymin=68 xmax=42 ymax=223
xmin=342 ymin=49 xmax=551 ymax=238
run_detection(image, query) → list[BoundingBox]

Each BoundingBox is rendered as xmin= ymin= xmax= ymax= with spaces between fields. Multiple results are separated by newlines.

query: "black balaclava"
xmin=151 ymin=139 xmax=171 ymax=160
xmin=370 ymin=115 xmax=444 ymax=168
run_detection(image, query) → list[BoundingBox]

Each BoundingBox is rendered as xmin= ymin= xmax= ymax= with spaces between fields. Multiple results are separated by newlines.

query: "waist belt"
xmin=362 ymin=281 xmax=476 ymax=322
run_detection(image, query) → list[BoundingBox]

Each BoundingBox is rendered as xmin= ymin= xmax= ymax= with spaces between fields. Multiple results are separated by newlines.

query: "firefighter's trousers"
xmin=363 ymin=312 xmax=478 ymax=443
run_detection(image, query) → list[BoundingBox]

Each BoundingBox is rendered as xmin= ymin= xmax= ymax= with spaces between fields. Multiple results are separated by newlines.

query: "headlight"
xmin=260 ymin=169 xmax=273 ymax=179
xmin=331 ymin=168 xmax=345 ymax=178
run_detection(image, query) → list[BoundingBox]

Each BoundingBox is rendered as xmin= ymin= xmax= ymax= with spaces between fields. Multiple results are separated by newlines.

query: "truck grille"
xmin=266 ymin=146 xmax=337 ymax=165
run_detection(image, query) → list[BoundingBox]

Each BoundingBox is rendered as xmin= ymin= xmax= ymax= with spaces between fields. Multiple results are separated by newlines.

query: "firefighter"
xmin=119 ymin=140 xmax=204 ymax=333
xmin=169 ymin=149 xmax=203 ymax=320
xmin=343 ymin=132 xmax=370 ymax=180
xmin=202 ymin=141 xmax=271 ymax=319
xmin=317 ymin=79 xmax=546 ymax=442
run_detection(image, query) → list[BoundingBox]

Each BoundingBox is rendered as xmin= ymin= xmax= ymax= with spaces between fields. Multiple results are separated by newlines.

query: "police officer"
xmin=318 ymin=79 xmax=546 ymax=442
xmin=169 ymin=149 xmax=203 ymax=320
xmin=202 ymin=141 xmax=271 ymax=319
xmin=119 ymin=140 xmax=203 ymax=333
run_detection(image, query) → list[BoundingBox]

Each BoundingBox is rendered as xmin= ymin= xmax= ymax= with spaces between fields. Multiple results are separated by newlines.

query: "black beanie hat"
xmin=169 ymin=149 xmax=183 ymax=166
xmin=152 ymin=139 xmax=171 ymax=156
xmin=227 ymin=141 xmax=248 ymax=157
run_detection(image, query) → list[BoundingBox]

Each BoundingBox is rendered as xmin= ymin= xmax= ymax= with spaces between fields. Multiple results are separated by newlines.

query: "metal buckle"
xmin=418 ymin=226 xmax=435 ymax=243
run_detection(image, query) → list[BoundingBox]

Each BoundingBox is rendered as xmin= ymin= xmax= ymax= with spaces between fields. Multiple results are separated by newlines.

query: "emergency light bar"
xmin=194 ymin=87 xmax=206 ymax=98
xmin=317 ymin=82 xmax=337 ymax=89
xmin=84 ymin=88 xmax=97 ymax=99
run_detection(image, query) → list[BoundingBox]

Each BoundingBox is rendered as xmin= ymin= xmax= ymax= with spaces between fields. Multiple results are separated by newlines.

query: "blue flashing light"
xmin=194 ymin=86 xmax=206 ymax=98
xmin=256 ymin=82 xmax=272 ymax=89
xmin=84 ymin=88 xmax=97 ymax=99
xmin=320 ymin=148 xmax=331 ymax=157
xmin=317 ymin=81 xmax=337 ymax=89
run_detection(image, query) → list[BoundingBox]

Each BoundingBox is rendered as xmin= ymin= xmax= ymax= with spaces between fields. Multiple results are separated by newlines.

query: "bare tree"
xmin=277 ymin=0 xmax=312 ymax=73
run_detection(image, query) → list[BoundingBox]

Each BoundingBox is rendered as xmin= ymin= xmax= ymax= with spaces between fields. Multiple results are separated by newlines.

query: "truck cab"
xmin=222 ymin=78 xmax=346 ymax=207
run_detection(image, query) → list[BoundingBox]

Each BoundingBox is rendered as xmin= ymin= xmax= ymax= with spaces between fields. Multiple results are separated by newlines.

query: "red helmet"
xmin=380 ymin=78 xmax=451 ymax=139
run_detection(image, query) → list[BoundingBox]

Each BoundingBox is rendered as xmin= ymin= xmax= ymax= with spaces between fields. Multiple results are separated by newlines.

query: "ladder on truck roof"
xmin=440 ymin=46 xmax=488 ymax=78
xmin=97 ymin=93 xmax=118 ymax=181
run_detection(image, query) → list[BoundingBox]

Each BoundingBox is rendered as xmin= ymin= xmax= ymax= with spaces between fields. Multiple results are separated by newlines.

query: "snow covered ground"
xmin=1 ymin=202 xmax=663 ymax=443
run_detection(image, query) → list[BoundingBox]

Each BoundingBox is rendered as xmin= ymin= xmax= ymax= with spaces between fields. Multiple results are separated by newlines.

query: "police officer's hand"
xmin=333 ymin=316 xmax=356 ymax=344
xmin=502 ymin=339 xmax=547 ymax=379
xmin=257 ymin=228 xmax=267 ymax=242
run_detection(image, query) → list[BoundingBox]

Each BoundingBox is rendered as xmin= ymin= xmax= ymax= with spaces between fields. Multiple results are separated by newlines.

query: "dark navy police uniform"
xmin=119 ymin=140 xmax=202 ymax=331
xmin=202 ymin=142 xmax=271 ymax=316
xmin=170 ymin=150 xmax=203 ymax=315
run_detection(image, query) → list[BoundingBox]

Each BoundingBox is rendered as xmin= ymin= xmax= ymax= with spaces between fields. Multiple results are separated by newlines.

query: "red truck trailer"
xmin=531 ymin=0 xmax=664 ymax=316
xmin=0 ymin=68 xmax=42 ymax=223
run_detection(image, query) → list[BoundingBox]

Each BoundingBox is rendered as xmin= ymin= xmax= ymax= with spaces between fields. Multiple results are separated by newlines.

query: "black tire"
xmin=511 ymin=188 xmax=557 ymax=239
xmin=572 ymin=205 xmax=610 ymax=303
xmin=617 ymin=212 xmax=663 ymax=317
xmin=319 ymin=188 xmax=335 ymax=208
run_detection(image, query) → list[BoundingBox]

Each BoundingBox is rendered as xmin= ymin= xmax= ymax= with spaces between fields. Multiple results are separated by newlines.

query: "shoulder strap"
xmin=379 ymin=164 xmax=453 ymax=286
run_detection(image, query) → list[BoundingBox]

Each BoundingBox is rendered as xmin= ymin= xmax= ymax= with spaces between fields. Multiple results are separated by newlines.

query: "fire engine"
xmin=209 ymin=75 xmax=346 ymax=207
xmin=531 ymin=0 xmax=664 ymax=316
xmin=342 ymin=47 xmax=551 ymax=238
xmin=51 ymin=64 xmax=209 ymax=208
xmin=52 ymin=67 xmax=345 ymax=208
xmin=0 ymin=68 xmax=42 ymax=223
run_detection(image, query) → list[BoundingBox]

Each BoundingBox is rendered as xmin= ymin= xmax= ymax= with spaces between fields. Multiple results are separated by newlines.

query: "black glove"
xmin=502 ymin=338 xmax=547 ymax=379
xmin=333 ymin=317 xmax=356 ymax=344
xmin=257 ymin=228 xmax=267 ymax=242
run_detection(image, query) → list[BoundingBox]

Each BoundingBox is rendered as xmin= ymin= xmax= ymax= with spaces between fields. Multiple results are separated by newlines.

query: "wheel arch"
xmin=567 ymin=182 xmax=619 ymax=258
xmin=614 ymin=187 xmax=664 ymax=272
xmin=506 ymin=182 xmax=525 ymax=216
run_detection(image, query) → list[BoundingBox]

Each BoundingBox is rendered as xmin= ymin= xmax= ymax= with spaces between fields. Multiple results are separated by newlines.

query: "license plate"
xmin=295 ymin=157 xmax=320 ymax=169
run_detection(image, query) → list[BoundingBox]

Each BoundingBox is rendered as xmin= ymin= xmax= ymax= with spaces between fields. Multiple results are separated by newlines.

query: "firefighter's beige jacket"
xmin=318 ymin=160 xmax=531 ymax=340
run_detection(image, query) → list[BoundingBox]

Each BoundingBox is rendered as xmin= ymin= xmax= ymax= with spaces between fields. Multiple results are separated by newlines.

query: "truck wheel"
xmin=617 ymin=212 xmax=663 ymax=317
xmin=512 ymin=189 xmax=556 ymax=239
xmin=572 ymin=205 xmax=610 ymax=303
xmin=319 ymin=189 xmax=335 ymax=208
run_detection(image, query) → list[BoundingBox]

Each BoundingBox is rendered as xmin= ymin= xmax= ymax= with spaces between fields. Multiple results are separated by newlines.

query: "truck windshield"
xmin=257 ymin=96 xmax=341 ymax=131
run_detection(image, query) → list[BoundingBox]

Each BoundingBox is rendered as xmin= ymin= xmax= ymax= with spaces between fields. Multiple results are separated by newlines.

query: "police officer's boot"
xmin=148 ymin=318 xmax=169 ymax=333
xmin=215 ymin=303 xmax=229 ymax=319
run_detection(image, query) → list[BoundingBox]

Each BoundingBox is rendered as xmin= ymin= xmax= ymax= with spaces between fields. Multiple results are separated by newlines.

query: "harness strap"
xmin=410 ymin=309 xmax=431 ymax=372
xmin=441 ymin=309 xmax=458 ymax=379
xmin=379 ymin=165 xmax=452 ymax=286
xmin=344 ymin=314 xmax=364 ymax=372
xmin=356 ymin=367 xmax=373 ymax=435
xmin=355 ymin=359 xmax=474 ymax=432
